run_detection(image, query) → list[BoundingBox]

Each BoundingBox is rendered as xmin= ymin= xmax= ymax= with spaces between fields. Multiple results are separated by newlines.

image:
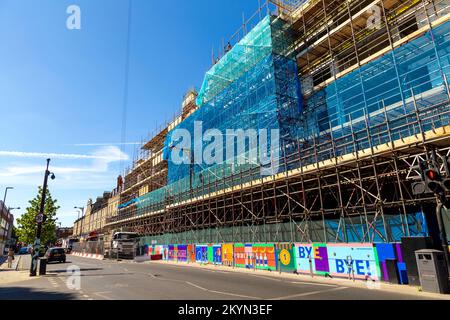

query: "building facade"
xmin=72 ymin=188 xmax=121 ymax=240
xmin=77 ymin=0 xmax=450 ymax=246
xmin=0 ymin=201 xmax=14 ymax=256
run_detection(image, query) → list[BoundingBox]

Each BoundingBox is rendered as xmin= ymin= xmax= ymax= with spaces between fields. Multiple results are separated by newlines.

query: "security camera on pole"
xmin=30 ymin=159 xmax=56 ymax=277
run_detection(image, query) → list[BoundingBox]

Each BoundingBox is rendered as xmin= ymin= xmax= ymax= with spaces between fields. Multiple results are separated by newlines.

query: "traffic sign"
xmin=35 ymin=214 xmax=44 ymax=224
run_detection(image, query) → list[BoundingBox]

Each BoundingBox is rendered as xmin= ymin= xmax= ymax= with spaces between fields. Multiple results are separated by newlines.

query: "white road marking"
xmin=269 ymin=286 xmax=348 ymax=300
xmin=290 ymin=281 xmax=338 ymax=287
xmin=148 ymin=272 xmax=261 ymax=299
xmin=185 ymin=281 xmax=261 ymax=300
xmin=243 ymin=273 xmax=284 ymax=282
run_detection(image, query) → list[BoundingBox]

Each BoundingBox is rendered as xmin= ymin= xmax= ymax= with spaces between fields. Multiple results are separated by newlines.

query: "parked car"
xmin=44 ymin=247 xmax=66 ymax=263
xmin=19 ymin=246 xmax=32 ymax=255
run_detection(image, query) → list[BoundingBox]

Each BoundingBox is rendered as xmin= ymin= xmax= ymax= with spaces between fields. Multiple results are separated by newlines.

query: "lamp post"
xmin=74 ymin=206 xmax=84 ymax=238
xmin=30 ymin=159 xmax=55 ymax=277
xmin=2 ymin=187 xmax=14 ymax=213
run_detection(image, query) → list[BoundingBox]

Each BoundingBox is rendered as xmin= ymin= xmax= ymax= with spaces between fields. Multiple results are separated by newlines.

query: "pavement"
xmin=0 ymin=254 xmax=448 ymax=300
xmin=0 ymin=254 xmax=33 ymax=285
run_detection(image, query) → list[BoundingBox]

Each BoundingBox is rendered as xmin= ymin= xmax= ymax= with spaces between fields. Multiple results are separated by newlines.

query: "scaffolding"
xmin=105 ymin=0 xmax=450 ymax=244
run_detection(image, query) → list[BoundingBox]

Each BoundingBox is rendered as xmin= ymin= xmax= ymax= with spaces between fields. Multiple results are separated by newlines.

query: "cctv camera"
xmin=50 ymin=173 xmax=56 ymax=180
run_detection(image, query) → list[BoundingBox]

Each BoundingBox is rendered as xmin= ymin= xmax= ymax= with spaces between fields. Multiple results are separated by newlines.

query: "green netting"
xmin=137 ymin=212 xmax=427 ymax=245
xmin=196 ymin=15 xmax=273 ymax=107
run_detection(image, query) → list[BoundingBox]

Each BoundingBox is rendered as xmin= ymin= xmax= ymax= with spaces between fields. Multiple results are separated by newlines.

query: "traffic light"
xmin=411 ymin=154 xmax=450 ymax=195
xmin=444 ymin=177 xmax=450 ymax=191
xmin=424 ymin=167 xmax=443 ymax=193
xmin=412 ymin=160 xmax=431 ymax=195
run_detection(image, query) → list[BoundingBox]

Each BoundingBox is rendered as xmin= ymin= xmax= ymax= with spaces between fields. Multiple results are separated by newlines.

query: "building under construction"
xmin=103 ymin=0 xmax=450 ymax=246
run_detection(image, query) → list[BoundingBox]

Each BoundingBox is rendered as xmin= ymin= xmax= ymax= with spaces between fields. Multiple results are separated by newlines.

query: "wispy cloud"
xmin=0 ymin=148 xmax=128 ymax=161
xmin=0 ymin=146 xmax=129 ymax=178
xmin=72 ymin=142 xmax=141 ymax=147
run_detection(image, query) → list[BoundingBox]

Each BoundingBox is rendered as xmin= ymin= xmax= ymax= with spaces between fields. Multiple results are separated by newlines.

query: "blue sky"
xmin=0 ymin=0 xmax=263 ymax=227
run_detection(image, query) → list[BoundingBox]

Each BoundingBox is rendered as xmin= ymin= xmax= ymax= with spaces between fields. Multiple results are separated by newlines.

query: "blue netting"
xmin=134 ymin=18 xmax=450 ymax=217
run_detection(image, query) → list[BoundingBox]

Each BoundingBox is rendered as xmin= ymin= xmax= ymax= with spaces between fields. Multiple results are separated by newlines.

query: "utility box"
xmin=415 ymin=249 xmax=449 ymax=294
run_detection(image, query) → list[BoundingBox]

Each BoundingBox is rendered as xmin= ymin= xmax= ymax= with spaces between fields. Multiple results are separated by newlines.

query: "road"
xmin=0 ymin=255 xmax=445 ymax=300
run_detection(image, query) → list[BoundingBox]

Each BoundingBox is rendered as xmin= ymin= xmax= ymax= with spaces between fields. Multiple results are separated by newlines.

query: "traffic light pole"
xmin=435 ymin=195 xmax=450 ymax=276
xmin=30 ymin=159 xmax=51 ymax=277
xmin=411 ymin=150 xmax=450 ymax=276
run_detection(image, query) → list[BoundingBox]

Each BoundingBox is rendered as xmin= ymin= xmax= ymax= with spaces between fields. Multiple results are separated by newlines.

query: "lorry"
xmin=109 ymin=231 xmax=139 ymax=259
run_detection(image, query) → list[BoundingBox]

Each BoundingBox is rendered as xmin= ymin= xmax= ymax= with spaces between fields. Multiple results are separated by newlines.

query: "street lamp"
xmin=74 ymin=206 xmax=84 ymax=237
xmin=8 ymin=207 xmax=20 ymax=211
xmin=30 ymin=159 xmax=55 ymax=277
xmin=2 ymin=187 xmax=14 ymax=213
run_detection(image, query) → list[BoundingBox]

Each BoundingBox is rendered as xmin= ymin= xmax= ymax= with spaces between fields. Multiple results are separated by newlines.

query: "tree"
xmin=11 ymin=225 xmax=17 ymax=240
xmin=16 ymin=186 xmax=60 ymax=246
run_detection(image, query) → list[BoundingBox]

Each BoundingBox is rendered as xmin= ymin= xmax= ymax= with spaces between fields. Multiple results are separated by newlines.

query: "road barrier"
xmin=71 ymin=251 xmax=104 ymax=260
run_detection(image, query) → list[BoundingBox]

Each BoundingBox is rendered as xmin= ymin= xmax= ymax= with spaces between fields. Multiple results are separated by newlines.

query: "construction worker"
xmin=225 ymin=42 xmax=232 ymax=53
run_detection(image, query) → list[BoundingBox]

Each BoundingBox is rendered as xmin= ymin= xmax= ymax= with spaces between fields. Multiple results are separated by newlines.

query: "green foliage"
xmin=16 ymin=186 xmax=60 ymax=245
xmin=11 ymin=225 xmax=17 ymax=240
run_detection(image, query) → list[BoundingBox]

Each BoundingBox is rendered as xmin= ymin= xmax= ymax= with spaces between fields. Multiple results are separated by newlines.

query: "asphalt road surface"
xmin=0 ymin=255 xmax=444 ymax=300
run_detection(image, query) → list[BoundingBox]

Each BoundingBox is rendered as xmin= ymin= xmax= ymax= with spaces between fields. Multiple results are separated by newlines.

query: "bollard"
xmin=39 ymin=258 xmax=47 ymax=276
xmin=279 ymin=257 xmax=281 ymax=275
xmin=309 ymin=256 xmax=314 ymax=278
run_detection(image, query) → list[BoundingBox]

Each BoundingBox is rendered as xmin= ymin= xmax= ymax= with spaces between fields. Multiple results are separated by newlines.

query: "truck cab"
xmin=111 ymin=232 xmax=139 ymax=259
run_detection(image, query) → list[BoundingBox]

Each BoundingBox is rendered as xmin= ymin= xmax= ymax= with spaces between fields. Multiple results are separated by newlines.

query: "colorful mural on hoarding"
xmin=313 ymin=243 xmax=329 ymax=275
xmin=177 ymin=245 xmax=187 ymax=262
xmin=150 ymin=242 xmax=395 ymax=284
xmin=295 ymin=243 xmax=331 ymax=275
xmin=327 ymin=244 xmax=381 ymax=280
xmin=210 ymin=245 xmax=222 ymax=265
xmin=276 ymin=243 xmax=296 ymax=272
xmin=375 ymin=243 xmax=408 ymax=284
xmin=188 ymin=244 xmax=195 ymax=263
xmin=295 ymin=244 xmax=315 ymax=274
xmin=234 ymin=244 xmax=254 ymax=268
xmin=148 ymin=245 xmax=168 ymax=260
xmin=195 ymin=245 xmax=208 ymax=264
xmin=168 ymin=245 xmax=177 ymax=261
xmin=253 ymin=244 xmax=277 ymax=271
xmin=295 ymin=243 xmax=381 ymax=280
xmin=222 ymin=244 xmax=234 ymax=266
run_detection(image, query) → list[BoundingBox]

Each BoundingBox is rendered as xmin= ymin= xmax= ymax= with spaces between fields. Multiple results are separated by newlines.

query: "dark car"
xmin=44 ymin=247 xmax=66 ymax=263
